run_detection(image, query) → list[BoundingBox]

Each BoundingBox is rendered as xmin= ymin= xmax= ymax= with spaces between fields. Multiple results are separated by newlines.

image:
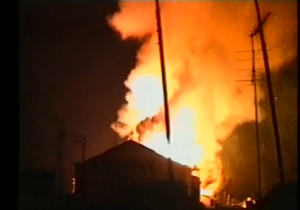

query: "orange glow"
xmin=108 ymin=1 xmax=297 ymax=195
xmin=246 ymin=197 xmax=252 ymax=201
xmin=192 ymin=167 xmax=199 ymax=177
xmin=71 ymin=178 xmax=76 ymax=193
xmin=201 ymin=196 xmax=212 ymax=207
xmin=201 ymin=189 xmax=214 ymax=197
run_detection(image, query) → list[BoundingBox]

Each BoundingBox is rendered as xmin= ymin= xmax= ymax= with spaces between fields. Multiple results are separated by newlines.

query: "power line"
xmin=236 ymin=58 xmax=263 ymax=61
xmin=236 ymin=75 xmax=263 ymax=78
xmin=235 ymin=68 xmax=265 ymax=71
xmin=235 ymin=79 xmax=264 ymax=82
xmin=235 ymin=49 xmax=271 ymax=53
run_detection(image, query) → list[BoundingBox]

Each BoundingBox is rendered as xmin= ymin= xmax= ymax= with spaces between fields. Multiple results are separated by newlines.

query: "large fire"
xmin=107 ymin=1 xmax=297 ymax=196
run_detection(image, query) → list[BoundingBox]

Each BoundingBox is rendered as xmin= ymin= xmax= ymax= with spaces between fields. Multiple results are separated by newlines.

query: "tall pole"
xmin=54 ymin=118 xmax=65 ymax=196
xmin=250 ymin=34 xmax=262 ymax=199
xmin=155 ymin=0 xmax=174 ymax=181
xmin=253 ymin=0 xmax=285 ymax=184
xmin=82 ymin=140 xmax=85 ymax=162
xmin=75 ymin=135 xmax=86 ymax=162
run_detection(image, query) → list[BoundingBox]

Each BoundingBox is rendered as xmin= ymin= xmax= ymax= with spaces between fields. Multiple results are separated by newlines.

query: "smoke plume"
xmin=107 ymin=1 xmax=297 ymax=193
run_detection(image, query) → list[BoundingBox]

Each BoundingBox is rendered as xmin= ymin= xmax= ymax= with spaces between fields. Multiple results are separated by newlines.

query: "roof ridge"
xmin=78 ymin=139 xmax=189 ymax=169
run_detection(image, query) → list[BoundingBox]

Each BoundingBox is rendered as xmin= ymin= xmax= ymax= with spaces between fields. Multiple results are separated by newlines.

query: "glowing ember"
xmin=107 ymin=1 xmax=297 ymax=195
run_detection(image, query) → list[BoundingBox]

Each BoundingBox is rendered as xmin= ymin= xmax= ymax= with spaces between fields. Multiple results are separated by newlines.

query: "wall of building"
xmin=75 ymin=142 xmax=197 ymax=200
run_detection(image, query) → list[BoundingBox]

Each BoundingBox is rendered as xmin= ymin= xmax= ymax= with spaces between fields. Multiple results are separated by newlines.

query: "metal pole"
xmin=54 ymin=118 xmax=65 ymax=197
xmin=253 ymin=0 xmax=285 ymax=184
xmin=155 ymin=0 xmax=174 ymax=181
xmin=75 ymin=135 xmax=86 ymax=163
xmin=250 ymin=34 xmax=262 ymax=199
xmin=155 ymin=0 xmax=171 ymax=144
xmin=82 ymin=140 xmax=85 ymax=162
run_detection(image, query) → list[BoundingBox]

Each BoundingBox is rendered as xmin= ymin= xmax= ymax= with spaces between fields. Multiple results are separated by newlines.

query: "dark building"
xmin=19 ymin=170 xmax=56 ymax=210
xmin=20 ymin=169 xmax=55 ymax=196
xmin=74 ymin=140 xmax=200 ymax=205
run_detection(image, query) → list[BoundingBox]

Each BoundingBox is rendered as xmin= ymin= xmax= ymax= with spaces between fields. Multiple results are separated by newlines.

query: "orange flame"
xmin=108 ymin=1 xmax=297 ymax=195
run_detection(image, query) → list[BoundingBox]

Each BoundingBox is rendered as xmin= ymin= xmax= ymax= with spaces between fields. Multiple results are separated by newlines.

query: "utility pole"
xmin=75 ymin=135 xmax=86 ymax=162
xmin=155 ymin=0 xmax=174 ymax=181
xmin=250 ymin=32 xmax=262 ymax=199
xmin=253 ymin=0 xmax=285 ymax=184
xmin=54 ymin=118 xmax=65 ymax=197
xmin=235 ymin=38 xmax=266 ymax=200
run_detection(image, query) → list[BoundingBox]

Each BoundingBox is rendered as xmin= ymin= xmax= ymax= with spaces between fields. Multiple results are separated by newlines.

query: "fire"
xmin=107 ymin=1 xmax=297 ymax=195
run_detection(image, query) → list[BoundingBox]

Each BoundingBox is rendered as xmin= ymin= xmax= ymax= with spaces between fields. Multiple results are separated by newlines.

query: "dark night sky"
xmin=19 ymin=0 xmax=141 ymax=181
xmin=19 ymin=0 xmax=297 ymax=197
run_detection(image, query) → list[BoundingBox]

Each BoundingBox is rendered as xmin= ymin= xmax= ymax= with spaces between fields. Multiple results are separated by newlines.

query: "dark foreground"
xmin=19 ymin=181 xmax=297 ymax=210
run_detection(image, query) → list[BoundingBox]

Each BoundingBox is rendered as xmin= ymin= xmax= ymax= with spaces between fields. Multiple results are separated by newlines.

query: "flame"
xmin=108 ymin=1 xmax=297 ymax=195
xmin=201 ymin=189 xmax=214 ymax=197
xmin=201 ymin=196 xmax=213 ymax=207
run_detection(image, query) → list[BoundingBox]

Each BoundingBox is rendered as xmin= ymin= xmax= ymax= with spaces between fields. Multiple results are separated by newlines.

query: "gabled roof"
xmin=76 ymin=140 xmax=188 ymax=168
xmin=75 ymin=140 xmax=154 ymax=165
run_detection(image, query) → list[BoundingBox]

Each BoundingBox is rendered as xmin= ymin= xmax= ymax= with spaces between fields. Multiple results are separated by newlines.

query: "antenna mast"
xmin=250 ymin=32 xmax=262 ymax=199
xmin=253 ymin=0 xmax=285 ymax=184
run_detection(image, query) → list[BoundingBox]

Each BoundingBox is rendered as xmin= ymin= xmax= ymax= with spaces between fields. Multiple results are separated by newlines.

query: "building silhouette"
xmin=74 ymin=140 xmax=200 ymax=209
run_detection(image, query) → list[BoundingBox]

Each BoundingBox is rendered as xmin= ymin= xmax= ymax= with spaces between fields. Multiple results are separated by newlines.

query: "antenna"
xmin=155 ymin=0 xmax=174 ymax=181
xmin=74 ymin=135 xmax=86 ymax=162
xmin=250 ymin=31 xmax=262 ymax=200
xmin=235 ymin=31 xmax=267 ymax=200
xmin=253 ymin=0 xmax=285 ymax=185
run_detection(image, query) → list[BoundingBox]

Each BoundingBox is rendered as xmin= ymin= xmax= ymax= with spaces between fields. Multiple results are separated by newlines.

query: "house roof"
xmin=76 ymin=140 xmax=188 ymax=168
